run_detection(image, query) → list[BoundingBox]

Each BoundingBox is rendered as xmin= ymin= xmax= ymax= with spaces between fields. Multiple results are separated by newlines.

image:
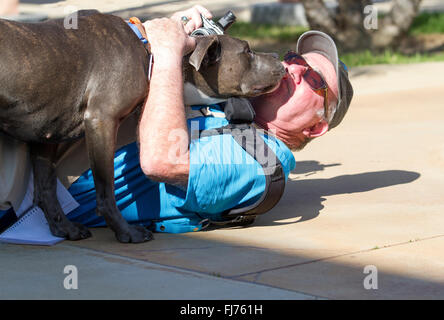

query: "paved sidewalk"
xmin=18 ymin=0 xmax=271 ymax=20
xmin=0 ymin=243 xmax=317 ymax=299
xmin=2 ymin=61 xmax=443 ymax=300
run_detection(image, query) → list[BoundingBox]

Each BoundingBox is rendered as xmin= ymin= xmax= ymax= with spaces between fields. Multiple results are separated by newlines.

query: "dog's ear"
xmin=188 ymin=35 xmax=221 ymax=71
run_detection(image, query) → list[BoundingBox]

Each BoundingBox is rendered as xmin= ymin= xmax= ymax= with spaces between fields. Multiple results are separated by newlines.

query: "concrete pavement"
xmin=17 ymin=0 xmax=271 ymax=21
xmin=1 ymin=60 xmax=443 ymax=299
xmin=0 ymin=243 xmax=317 ymax=299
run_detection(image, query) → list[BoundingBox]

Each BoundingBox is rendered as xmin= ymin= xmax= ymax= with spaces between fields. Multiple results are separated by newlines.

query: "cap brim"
xmin=296 ymin=30 xmax=341 ymax=103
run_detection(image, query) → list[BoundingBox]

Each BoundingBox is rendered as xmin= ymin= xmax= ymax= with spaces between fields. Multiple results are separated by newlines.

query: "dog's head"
xmin=184 ymin=35 xmax=286 ymax=105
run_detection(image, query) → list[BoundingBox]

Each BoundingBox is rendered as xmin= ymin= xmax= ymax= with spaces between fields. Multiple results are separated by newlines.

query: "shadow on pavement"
xmin=256 ymin=167 xmax=421 ymax=226
xmin=291 ymin=160 xmax=341 ymax=176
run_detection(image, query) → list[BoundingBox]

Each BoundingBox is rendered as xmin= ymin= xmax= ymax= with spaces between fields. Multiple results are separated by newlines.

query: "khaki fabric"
xmin=0 ymin=132 xmax=31 ymax=211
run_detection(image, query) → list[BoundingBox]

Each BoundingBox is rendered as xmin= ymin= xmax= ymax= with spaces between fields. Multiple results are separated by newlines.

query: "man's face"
xmin=252 ymin=52 xmax=338 ymax=149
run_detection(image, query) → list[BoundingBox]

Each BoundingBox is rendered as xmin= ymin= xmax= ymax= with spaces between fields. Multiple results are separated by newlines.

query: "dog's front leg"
xmin=83 ymin=106 xmax=153 ymax=243
xmin=30 ymin=143 xmax=92 ymax=240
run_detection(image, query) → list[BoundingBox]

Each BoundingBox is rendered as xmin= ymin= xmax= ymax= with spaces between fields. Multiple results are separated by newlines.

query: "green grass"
xmin=342 ymin=11 xmax=444 ymax=67
xmin=340 ymin=49 xmax=444 ymax=67
xmin=226 ymin=12 xmax=444 ymax=39
xmin=227 ymin=21 xmax=308 ymax=41
xmin=409 ymin=12 xmax=444 ymax=34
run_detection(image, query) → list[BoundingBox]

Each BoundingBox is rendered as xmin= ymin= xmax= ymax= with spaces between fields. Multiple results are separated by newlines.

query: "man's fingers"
xmin=194 ymin=5 xmax=212 ymax=19
xmin=189 ymin=8 xmax=203 ymax=28
xmin=184 ymin=20 xmax=198 ymax=34
xmin=171 ymin=5 xmax=213 ymax=34
xmin=171 ymin=11 xmax=199 ymax=35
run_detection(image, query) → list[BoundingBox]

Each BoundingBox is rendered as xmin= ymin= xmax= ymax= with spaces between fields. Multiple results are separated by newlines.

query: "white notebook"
xmin=0 ymin=206 xmax=64 ymax=245
xmin=0 ymin=174 xmax=80 ymax=246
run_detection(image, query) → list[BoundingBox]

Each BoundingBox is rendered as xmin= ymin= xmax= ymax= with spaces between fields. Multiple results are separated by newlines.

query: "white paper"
xmin=1 ymin=173 xmax=80 ymax=246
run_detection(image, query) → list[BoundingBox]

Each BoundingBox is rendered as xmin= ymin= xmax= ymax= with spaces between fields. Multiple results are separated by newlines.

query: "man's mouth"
xmin=283 ymin=69 xmax=298 ymax=98
xmin=284 ymin=74 xmax=291 ymax=96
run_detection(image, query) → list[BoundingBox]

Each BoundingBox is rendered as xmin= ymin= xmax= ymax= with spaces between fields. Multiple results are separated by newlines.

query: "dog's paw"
xmin=49 ymin=221 xmax=92 ymax=241
xmin=115 ymin=225 xmax=153 ymax=243
xmin=71 ymin=222 xmax=93 ymax=240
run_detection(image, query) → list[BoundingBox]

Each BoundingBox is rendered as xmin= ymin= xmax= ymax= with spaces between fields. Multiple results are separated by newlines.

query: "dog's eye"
xmin=244 ymin=48 xmax=254 ymax=58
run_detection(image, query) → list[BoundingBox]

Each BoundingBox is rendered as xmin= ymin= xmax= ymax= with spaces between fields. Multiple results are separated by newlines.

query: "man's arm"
xmin=138 ymin=17 xmax=195 ymax=187
xmin=138 ymin=6 xmax=212 ymax=186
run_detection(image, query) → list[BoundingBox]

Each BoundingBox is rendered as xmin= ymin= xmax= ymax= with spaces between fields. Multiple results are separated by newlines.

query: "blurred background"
xmin=1 ymin=0 xmax=443 ymax=68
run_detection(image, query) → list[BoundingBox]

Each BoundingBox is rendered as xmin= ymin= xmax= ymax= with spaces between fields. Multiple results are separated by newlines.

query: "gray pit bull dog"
xmin=0 ymin=10 xmax=285 ymax=243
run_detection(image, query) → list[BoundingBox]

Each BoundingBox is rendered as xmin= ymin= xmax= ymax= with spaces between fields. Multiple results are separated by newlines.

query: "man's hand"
xmin=143 ymin=17 xmax=195 ymax=66
xmin=142 ymin=5 xmax=212 ymax=63
xmin=170 ymin=5 xmax=213 ymax=35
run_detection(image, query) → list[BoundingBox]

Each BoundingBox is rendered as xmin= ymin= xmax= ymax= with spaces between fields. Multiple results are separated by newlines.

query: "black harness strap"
xmin=198 ymin=123 xmax=286 ymax=226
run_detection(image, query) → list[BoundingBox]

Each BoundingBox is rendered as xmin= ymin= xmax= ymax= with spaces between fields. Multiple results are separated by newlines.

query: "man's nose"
xmin=286 ymin=63 xmax=306 ymax=74
xmin=285 ymin=63 xmax=306 ymax=80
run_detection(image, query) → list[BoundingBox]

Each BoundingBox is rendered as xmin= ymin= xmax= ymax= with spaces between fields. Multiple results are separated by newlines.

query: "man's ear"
xmin=302 ymin=120 xmax=329 ymax=138
xmin=188 ymin=35 xmax=221 ymax=71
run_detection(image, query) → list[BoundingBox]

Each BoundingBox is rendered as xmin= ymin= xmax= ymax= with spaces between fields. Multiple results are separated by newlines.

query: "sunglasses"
xmin=284 ymin=51 xmax=330 ymax=121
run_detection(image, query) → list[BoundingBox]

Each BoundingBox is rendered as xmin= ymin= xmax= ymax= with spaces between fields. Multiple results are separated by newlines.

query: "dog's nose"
xmin=262 ymin=52 xmax=280 ymax=60
xmin=273 ymin=64 xmax=286 ymax=77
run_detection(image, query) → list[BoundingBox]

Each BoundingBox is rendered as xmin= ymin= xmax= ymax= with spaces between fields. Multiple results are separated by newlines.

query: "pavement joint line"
xmin=61 ymin=242 xmax=324 ymax=299
xmin=86 ymin=244 xmax=294 ymax=253
xmin=61 ymin=243 xmax=221 ymax=278
xmin=101 ymin=244 xmax=251 ymax=252
xmin=229 ymin=233 xmax=444 ymax=279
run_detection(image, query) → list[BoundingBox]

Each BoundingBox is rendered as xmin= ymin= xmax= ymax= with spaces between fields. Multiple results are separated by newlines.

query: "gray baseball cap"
xmin=296 ymin=30 xmax=353 ymax=130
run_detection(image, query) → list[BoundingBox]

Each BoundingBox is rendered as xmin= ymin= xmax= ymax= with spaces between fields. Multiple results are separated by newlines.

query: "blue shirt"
xmin=66 ymin=105 xmax=296 ymax=233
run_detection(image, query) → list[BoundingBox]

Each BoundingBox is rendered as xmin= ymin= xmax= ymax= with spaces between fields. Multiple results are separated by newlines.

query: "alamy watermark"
xmin=363 ymin=265 xmax=378 ymax=290
xmin=63 ymin=265 xmax=78 ymax=290
xmin=363 ymin=5 xmax=378 ymax=30
xmin=64 ymin=6 xmax=79 ymax=30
